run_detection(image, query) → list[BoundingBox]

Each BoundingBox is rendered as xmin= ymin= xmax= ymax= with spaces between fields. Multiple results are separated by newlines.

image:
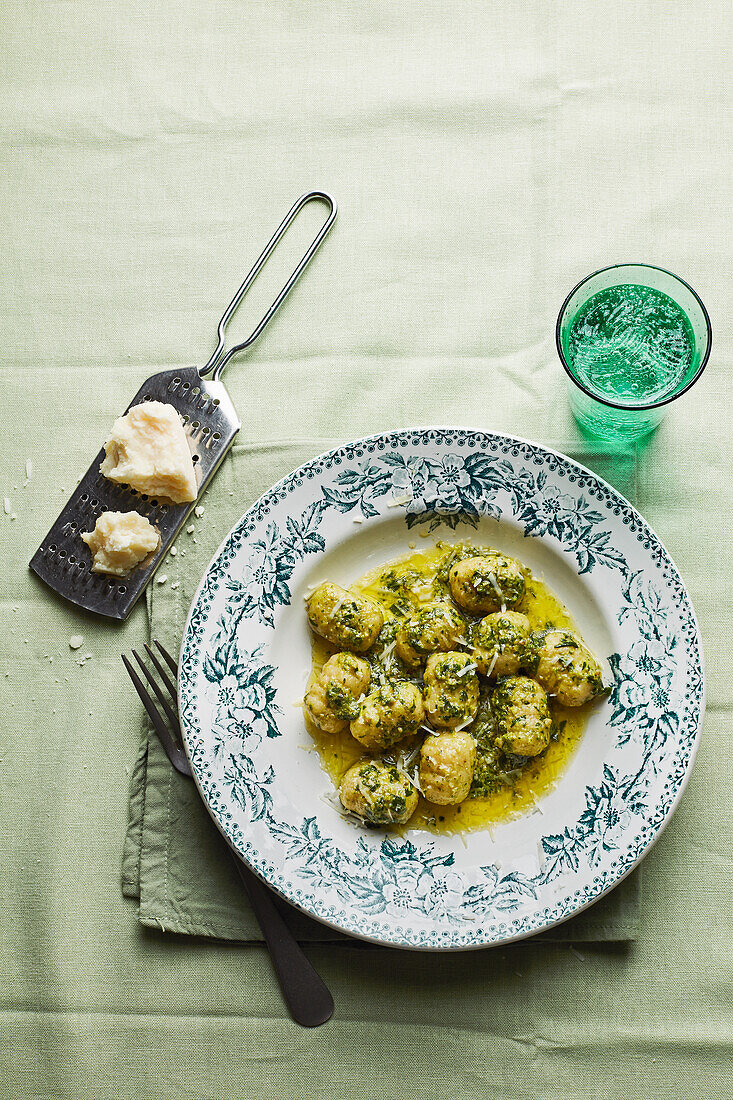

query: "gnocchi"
xmin=303 ymin=542 xmax=607 ymax=832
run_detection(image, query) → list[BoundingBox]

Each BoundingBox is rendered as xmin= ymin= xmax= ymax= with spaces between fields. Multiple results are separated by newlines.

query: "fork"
xmin=122 ymin=639 xmax=334 ymax=1028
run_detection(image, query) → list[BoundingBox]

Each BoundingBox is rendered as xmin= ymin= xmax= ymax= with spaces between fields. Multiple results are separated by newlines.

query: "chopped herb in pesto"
xmin=310 ymin=542 xmax=608 ymax=833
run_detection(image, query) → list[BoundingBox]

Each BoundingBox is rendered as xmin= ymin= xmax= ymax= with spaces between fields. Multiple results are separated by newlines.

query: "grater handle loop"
xmin=200 ymin=191 xmax=337 ymax=381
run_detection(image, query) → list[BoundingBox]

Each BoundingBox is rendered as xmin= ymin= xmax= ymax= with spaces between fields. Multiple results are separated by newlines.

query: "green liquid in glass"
xmin=566 ymin=284 xmax=694 ymax=406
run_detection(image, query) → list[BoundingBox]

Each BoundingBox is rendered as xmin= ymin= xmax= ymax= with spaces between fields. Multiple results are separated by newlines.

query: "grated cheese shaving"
xmin=320 ymin=792 xmax=363 ymax=826
xmin=441 ymin=607 xmax=456 ymax=630
xmin=400 ymin=744 xmax=422 ymax=770
xmin=488 ymin=572 xmax=503 ymax=601
xmin=327 ymin=596 xmax=348 ymax=620
xmin=404 ymin=769 xmax=422 ymax=794
xmin=455 ymin=662 xmax=477 ymax=677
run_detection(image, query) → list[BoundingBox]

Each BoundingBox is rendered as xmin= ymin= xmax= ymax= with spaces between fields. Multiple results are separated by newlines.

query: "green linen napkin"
xmin=122 ymin=437 xmax=640 ymax=943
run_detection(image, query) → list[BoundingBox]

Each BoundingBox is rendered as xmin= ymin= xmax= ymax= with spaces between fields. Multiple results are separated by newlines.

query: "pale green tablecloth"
xmin=2 ymin=3 xmax=733 ymax=1098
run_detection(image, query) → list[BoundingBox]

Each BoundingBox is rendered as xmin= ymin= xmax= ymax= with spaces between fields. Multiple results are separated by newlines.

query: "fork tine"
xmin=155 ymin=639 xmax=178 ymax=676
xmin=121 ymin=655 xmax=192 ymax=777
xmin=144 ymin=642 xmax=177 ymax=700
xmin=131 ymin=649 xmax=180 ymax=734
xmin=122 ymin=653 xmax=169 ymax=742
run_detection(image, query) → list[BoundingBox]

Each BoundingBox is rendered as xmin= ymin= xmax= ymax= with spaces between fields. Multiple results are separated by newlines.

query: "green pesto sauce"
xmin=325 ymin=679 xmax=359 ymax=720
xmin=305 ymin=541 xmax=602 ymax=836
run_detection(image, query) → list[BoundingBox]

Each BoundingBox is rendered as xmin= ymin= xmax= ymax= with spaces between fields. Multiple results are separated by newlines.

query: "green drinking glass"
xmin=556 ymin=264 xmax=711 ymax=444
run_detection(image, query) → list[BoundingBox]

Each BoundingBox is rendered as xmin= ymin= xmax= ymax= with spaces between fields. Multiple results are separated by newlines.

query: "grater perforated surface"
xmin=30 ymin=368 xmax=240 ymax=620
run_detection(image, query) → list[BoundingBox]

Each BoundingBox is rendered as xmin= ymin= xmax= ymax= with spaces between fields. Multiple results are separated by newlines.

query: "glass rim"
xmin=556 ymin=263 xmax=713 ymax=412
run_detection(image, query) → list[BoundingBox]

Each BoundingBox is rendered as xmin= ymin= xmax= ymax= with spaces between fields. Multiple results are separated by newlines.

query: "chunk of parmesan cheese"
xmin=81 ymin=511 xmax=159 ymax=576
xmin=99 ymin=401 xmax=198 ymax=503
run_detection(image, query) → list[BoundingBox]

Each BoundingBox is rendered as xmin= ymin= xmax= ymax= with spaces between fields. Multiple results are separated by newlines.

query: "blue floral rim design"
xmin=178 ymin=428 xmax=704 ymax=950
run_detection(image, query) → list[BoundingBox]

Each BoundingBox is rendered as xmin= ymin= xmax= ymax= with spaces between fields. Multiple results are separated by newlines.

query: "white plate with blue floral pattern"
xmin=179 ymin=429 xmax=704 ymax=950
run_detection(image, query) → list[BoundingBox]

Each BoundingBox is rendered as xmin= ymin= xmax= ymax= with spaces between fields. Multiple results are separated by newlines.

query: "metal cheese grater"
xmin=30 ymin=191 xmax=337 ymax=621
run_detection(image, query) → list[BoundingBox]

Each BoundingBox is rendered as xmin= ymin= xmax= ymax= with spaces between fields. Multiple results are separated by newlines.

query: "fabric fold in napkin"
xmin=122 ymin=438 xmax=641 ymax=944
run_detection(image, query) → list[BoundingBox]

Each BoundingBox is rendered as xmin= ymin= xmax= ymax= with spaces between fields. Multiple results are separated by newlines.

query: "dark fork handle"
xmin=231 ymin=858 xmax=334 ymax=1027
xmin=123 ymin=645 xmax=334 ymax=1026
